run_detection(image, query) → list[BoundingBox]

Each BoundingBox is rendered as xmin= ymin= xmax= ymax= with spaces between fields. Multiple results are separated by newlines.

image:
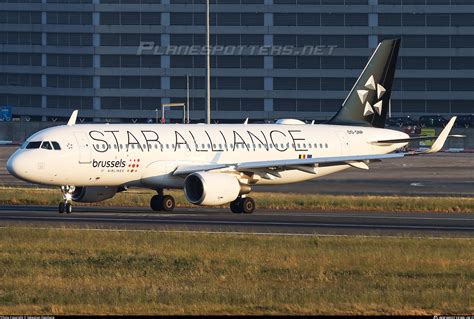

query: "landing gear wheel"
xmin=150 ymin=195 xmax=163 ymax=211
xmin=240 ymin=197 xmax=256 ymax=214
xmin=162 ymin=195 xmax=175 ymax=212
xmin=59 ymin=202 xmax=65 ymax=214
xmin=230 ymin=200 xmax=242 ymax=214
xmin=59 ymin=185 xmax=75 ymax=215
xmin=64 ymin=203 xmax=72 ymax=214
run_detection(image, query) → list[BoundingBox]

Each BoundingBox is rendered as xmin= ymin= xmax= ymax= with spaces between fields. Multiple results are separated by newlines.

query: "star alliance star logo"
xmin=357 ymin=75 xmax=386 ymax=117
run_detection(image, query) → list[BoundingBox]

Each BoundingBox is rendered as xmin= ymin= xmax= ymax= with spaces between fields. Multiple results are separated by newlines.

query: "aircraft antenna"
xmin=67 ymin=110 xmax=78 ymax=126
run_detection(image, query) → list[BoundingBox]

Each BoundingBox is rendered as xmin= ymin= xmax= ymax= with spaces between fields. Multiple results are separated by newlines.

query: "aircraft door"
xmin=74 ymin=132 xmax=91 ymax=164
xmin=337 ymin=131 xmax=351 ymax=155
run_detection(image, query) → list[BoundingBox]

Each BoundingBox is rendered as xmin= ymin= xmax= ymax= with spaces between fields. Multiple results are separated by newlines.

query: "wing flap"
xmin=235 ymin=153 xmax=404 ymax=171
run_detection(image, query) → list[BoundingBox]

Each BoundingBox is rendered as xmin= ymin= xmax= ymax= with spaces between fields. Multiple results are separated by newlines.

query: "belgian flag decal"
xmin=298 ymin=154 xmax=313 ymax=159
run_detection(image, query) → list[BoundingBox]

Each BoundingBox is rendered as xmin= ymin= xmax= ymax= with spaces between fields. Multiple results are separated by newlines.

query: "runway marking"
xmin=0 ymin=207 xmax=474 ymax=221
xmin=0 ymin=226 xmax=472 ymax=240
xmin=0 ymin=215 xmax=473 ymax=231
xmin=254 ymin=213 xmax=474 ymax=221
xmin=1 ymin=212 xmax=473 ymax=222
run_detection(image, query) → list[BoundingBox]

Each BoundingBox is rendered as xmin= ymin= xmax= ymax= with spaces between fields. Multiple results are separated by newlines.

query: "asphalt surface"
xmin=1 ymin=205 xmax=473 ymax=237
xmin=2 ymin=146 xmax=473 ymax=196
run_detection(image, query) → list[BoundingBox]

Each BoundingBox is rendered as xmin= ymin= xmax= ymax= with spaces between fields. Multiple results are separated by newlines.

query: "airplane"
xmin=6 ymin=39 xmax=462 ymax=214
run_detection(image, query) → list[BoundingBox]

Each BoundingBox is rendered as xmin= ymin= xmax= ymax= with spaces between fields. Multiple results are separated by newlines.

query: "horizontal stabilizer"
xmin=370 ymin=134 xmax=464 ymax=146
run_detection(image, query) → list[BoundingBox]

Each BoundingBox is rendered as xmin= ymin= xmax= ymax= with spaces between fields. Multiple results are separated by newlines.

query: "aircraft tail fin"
xmin=328 ymin=39 xmax=400 ymax=128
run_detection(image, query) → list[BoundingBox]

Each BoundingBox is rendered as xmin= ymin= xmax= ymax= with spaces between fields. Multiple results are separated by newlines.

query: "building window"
xmin=47 ymin=96 xmax=93 ymax=109
xmin=100 ymin=76 xmax=161 ymax=89
xmin=101 ymin=55 xmax=161 ymax=68
xmin=0 ymin=32 xmax=42 ymax=45
xmin=47 ymin=12 xmax=92 ymax=25
xmin=100 ymin=12 xmax=161 ymax=25
xmin=47 ymin=33 xmax=93 ymax=46
xmin=0 ymin=74 xmax=41 ymax=87
xmin=47 ymin=75 xmax=92 ymax=88
xmin=47 ymin=54 xmax=93 ymax=67
xmin=0 ymin=94 xmax=41 ymax=107
xmin=0 ymin=11 xmax=41 ymax=24
xmin=0 ymin=53 xmax=41 ymax=66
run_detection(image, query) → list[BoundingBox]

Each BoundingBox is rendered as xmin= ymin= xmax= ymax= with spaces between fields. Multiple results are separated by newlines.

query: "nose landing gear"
xmin=59 ymin=186 xmax=74 ymax=214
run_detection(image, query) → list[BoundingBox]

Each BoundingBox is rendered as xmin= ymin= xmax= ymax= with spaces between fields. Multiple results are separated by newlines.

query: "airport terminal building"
xmin=1 ymin=0 xmax=473 ymax=122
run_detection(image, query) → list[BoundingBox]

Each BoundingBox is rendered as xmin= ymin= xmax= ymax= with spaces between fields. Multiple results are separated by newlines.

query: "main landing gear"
xmin=150 ymin=190 xmax=175 ymax=212
xmin=230 ymin=196 xmax=256 ymax=214
xmin=59 ymin=185 xmax=74 ymax=214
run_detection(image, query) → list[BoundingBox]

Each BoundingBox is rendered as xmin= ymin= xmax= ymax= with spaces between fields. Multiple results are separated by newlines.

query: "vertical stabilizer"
xmin=329 ymin=39 xmax=400 ymax=128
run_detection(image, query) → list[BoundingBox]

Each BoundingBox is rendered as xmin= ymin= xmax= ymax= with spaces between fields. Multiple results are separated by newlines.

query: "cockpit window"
xmin=25 ymin=141 xmax=42 ymax=149
xmin=51 ymin=142 xmax=61 ymax=150
xmin=41 ymin=141 xmax=53 ymax=150
xmin=25 ymin=140 xmax=61 ymax=150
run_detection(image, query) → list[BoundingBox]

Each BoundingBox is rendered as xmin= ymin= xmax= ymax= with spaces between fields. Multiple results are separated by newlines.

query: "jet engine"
xmin=184 ymin=172 xmax=249 ymax=206
xmin=72 ymin=186 xmax=117 ymax=203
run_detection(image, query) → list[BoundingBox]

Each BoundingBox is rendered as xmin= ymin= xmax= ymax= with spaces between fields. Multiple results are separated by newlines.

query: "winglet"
xmin=425 ymin=116 xmax=457 ymax=154
xmin=67 ymin=110 xmax=78 ymax=126
xmin=244 ymin=118 xmax=249 ymax=125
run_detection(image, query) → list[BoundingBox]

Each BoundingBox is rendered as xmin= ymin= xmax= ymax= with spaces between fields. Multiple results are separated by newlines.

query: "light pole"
xmin=205 ymin=0 xmax=211 ymax=124
xmin=187 ymin=73 xmax=190 ymax=124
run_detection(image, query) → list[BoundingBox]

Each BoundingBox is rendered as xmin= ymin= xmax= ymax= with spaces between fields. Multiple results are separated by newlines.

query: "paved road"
xmin=1 ymin=205 xmax=473 ymax=237
xmin=1 ymin=146 xmax=473 ymax=196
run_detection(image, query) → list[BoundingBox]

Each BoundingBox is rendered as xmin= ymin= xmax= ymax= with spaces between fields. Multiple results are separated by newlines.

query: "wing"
xmin=173 ymin=117 xmax=458 ymax=176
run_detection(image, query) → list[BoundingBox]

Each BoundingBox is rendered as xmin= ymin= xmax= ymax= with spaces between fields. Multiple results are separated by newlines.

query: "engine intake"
xmin=72 ymin=186 xmax=117 ymax=203
xmin=184 ymin=172 xmax=248 ymax=206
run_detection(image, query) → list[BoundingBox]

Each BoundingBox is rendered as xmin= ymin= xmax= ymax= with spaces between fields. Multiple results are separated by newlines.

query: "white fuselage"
xmin=7 ymin=123 xmax=408 ymax=189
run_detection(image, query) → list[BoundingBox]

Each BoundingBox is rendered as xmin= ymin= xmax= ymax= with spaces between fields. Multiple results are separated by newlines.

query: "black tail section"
xmin=328 ymin=39 xmax=400 ymax=128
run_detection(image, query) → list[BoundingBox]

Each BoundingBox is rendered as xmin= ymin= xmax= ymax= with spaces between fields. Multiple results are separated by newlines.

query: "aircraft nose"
xmin=6 ymin=152 xmax=29 ymax=181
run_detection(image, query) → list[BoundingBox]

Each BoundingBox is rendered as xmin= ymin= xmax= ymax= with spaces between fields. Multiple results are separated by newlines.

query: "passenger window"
xmin=26 ymin=141 xmax=42 ymax=149
xmin=41 ymin=141 xmax=53 ymax=150
xmin=51 ymin=141 xmax=61 ymax=150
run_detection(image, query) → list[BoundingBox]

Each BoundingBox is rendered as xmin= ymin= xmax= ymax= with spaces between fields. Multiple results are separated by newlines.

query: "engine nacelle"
xmin=72 ymin=186 xmax=117 ymax=203
xmin=184 ymin=172 xmax=247 ymax=206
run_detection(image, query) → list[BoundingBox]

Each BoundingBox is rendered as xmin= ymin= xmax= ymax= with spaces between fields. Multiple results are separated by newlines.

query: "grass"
xmin=0 ymin=186 xmax=473 ymax=213
xmin=0 ymin=227 xmax=472 ymax=315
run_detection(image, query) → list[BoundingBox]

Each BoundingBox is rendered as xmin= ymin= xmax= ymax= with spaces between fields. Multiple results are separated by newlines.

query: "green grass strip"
xmin=0 ymin=227 xmax=472 ymax=315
